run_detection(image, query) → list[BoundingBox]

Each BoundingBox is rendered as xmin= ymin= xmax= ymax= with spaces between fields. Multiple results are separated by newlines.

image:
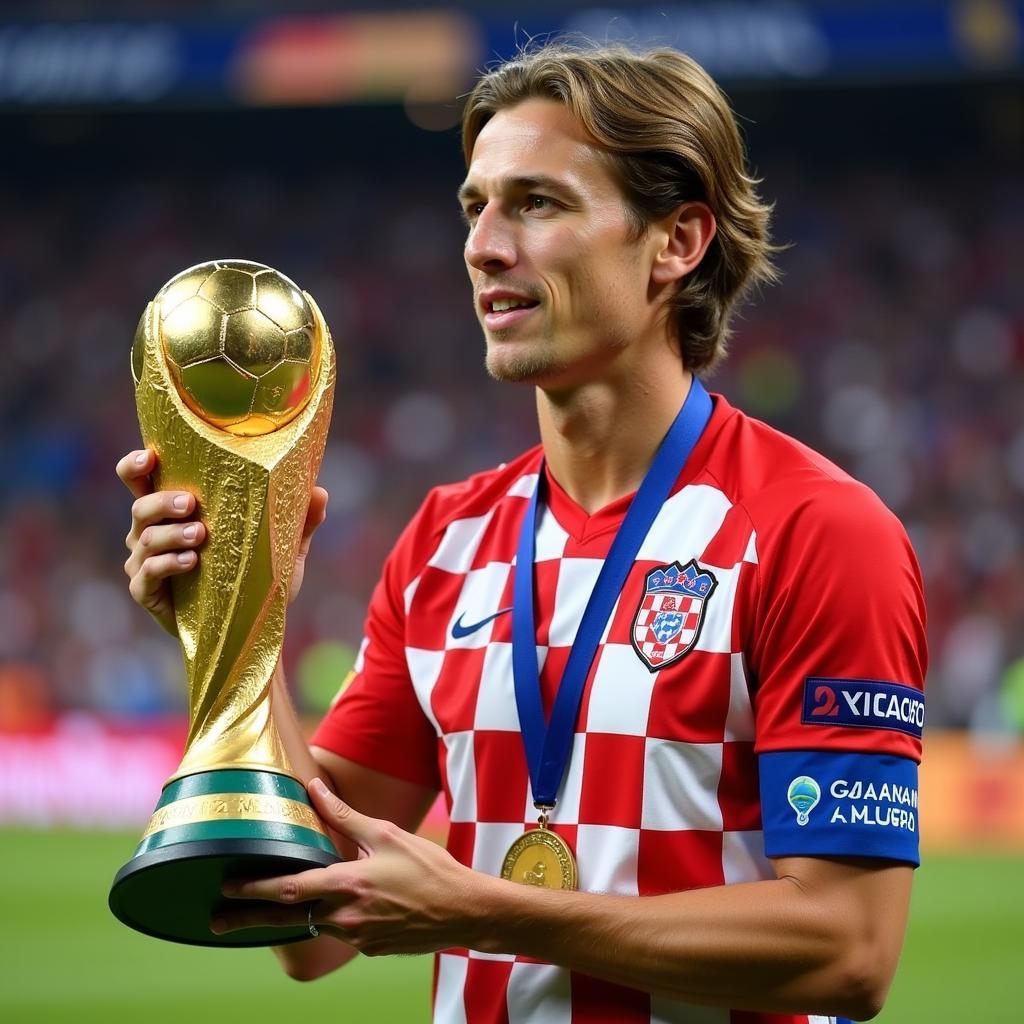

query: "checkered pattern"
xmin=634 ymin=592 xmax=704 ymax=664
xmin=312 ymin=394 xmax=926 ymax=1024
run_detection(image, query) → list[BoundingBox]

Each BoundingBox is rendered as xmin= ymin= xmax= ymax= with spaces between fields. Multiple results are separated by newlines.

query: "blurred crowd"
xmin=0 ymin=97 xmax=1022 ymax=735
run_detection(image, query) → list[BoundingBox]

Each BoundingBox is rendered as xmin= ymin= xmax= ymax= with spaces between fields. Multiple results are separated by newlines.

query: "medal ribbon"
xmin=512 ymin=377 xmax=714 ymax=809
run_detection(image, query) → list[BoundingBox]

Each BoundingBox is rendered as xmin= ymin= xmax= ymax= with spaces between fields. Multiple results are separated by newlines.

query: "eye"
xmin=526 ymin=195 xmax=552 ymax=212
xmin=460 ymin=202 xmax=485 ymax=226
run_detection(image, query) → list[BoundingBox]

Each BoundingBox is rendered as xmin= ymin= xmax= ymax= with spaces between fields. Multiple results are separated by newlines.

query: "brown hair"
xmin=462 ymin=43 xmax=780 ymax=373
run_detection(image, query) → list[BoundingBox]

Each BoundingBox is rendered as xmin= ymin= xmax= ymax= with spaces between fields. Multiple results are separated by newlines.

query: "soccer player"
xmin=118 ymin=43 xmax=926 ymax=1024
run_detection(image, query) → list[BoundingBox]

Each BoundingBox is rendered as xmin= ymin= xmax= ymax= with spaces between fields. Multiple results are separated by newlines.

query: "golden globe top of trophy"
xmin=108 ymin=260 xmax=341 ymax=946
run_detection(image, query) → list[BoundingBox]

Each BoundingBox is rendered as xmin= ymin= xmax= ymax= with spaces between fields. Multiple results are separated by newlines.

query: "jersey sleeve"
xmin=310 ymin=502 xmax=442 ymax=791
xmin=745 ymin=477 xmax=928 ymax=864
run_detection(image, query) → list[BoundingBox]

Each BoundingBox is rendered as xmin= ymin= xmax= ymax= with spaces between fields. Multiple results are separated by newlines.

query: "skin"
xmin=117 ymin=99 xmax=912 ymax=1018
xmin=461 ymin=99 xmax=715 ymax=511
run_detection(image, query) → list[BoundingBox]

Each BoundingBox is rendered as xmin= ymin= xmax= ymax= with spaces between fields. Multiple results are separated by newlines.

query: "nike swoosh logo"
xmin=451 ymin=607 xmax=513 ymax=639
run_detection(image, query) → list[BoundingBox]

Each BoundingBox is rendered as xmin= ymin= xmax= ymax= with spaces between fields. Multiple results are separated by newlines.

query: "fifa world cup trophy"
xmin=108 ymin=260 xmax=340 ymax=946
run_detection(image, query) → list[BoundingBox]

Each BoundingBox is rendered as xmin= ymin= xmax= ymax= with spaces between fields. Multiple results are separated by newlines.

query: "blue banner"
xmin=802 ymin=678 xmax=925 ymax=739
xmin=1 ymin=4 xmax=1021 ymax=108
xmin=760 ymin=750 xmax=920 ymax=865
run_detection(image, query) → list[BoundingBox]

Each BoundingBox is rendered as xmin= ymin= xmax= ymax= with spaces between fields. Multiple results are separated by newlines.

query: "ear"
xmin=650 ymin=201 xmax=717 ymax=286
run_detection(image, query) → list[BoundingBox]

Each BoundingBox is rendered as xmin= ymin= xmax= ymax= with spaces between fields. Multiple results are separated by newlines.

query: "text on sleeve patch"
xmin=802 ymin=677 xmax=924 ymax=738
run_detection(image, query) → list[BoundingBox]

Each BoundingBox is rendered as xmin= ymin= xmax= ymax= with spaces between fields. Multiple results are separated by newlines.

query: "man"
xmin=119 ymin=44 xmax=926 ymax=1024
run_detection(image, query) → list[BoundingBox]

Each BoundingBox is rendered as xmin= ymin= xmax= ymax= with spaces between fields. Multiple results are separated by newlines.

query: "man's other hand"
xmin=213 ymin=778 xmax=479 ymax=956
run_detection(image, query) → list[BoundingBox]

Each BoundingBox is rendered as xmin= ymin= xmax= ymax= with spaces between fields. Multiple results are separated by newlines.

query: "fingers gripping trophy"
xmin=109 ymin=260 xmax=341 ymax=946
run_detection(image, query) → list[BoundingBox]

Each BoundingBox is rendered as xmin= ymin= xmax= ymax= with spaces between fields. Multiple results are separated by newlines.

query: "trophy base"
xmin=108 ymin=769 xmax=341 ymax=947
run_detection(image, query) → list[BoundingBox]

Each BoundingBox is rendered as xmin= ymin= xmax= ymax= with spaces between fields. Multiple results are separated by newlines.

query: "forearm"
xmin=269 ymin=661 xmax=358 ymax=979
xmin=464 ymin=859 xmax=908 ymax=1019
xmin=271 ymin=931 xmax=358 ymax=981
xmin=271 ymin=660 xmax=331 ymax=789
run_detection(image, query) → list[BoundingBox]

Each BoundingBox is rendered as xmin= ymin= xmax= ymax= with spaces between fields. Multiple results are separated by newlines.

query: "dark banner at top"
xmin=0 ymin=2 xmax=1020 ymax=108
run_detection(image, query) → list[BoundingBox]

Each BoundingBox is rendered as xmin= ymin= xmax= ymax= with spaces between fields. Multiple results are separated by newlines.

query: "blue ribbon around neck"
xmin=511 ymin=377 xmax=714 ymax=810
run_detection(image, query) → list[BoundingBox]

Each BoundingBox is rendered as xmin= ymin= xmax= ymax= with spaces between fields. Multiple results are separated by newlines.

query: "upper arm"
xmin=309 ymin=496 xmax=444 ymax=793
xmin=747 ymin=480 xmax=927 ymax=868
xmin=748 ymin=478 xmax=928 ymax=750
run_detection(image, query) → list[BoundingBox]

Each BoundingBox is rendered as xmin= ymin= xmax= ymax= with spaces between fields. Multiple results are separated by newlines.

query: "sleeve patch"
xmin=760 ymin=750 xmax=920 ymax=865
xmin=802 ymin=678 xmax=924 ymax=739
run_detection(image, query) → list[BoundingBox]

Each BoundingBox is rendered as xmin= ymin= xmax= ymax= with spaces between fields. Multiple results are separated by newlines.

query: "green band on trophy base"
xmin=109 ymin=769 xmax=340 ymax=947
xmin=156 ymin=769 xmax=310 ymax=807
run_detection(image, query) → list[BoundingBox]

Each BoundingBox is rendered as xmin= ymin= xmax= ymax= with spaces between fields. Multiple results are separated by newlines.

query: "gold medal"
xmin=500 ymin=811 xmax=577 ymax=890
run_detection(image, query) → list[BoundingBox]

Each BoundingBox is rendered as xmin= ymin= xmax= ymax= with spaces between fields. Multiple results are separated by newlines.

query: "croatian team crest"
xmin=631 ymin=560 xmax=718 ymax=672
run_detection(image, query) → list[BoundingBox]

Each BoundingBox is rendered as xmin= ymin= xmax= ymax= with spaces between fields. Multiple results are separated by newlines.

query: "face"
xmin=459 ymin=99 xmax=663 ymax=388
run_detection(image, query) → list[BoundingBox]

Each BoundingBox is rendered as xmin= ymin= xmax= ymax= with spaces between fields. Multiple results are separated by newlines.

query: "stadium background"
xmin=1 ymin=1 xmax=1022 ymax=1020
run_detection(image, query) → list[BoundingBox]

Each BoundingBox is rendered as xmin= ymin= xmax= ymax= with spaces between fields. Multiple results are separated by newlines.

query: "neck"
xmin=536 ymin=369 xmax=694 ymax=514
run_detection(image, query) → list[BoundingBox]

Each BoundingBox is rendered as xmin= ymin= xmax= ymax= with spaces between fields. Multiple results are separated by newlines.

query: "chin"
xmin=485 ymin=347 xmax=564 ymax=384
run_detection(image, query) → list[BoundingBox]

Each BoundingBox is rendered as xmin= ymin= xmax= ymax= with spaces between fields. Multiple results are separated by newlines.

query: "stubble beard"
xmin=483 ymin=323 xmax=569 ymax=385
xmin=485 ymin=347 xmax=566 ymax=384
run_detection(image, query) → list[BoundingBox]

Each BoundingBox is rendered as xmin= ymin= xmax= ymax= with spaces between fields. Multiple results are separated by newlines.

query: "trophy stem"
xmin=165 ymin=665 xmax=302 ymax=783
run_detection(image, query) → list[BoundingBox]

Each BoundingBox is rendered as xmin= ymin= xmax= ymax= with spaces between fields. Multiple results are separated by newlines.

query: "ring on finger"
xmin=307 ymin=903 xmax=319 ymax=938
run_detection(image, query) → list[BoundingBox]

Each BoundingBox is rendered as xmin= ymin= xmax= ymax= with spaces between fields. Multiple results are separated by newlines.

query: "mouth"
xmin=480 ymin=295 xmax=541 ymax=330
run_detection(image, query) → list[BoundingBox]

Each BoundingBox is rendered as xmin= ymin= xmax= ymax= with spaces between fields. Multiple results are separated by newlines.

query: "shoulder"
xmin=411 ymin=445 xmax=542 ymax=536
xmin=703 ymin=395 xmax=908 ymax=551
xmin=387 ymin=445 xmax=543 ymax=579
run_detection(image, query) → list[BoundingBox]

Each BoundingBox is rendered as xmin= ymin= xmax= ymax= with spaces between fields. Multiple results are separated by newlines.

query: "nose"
xmin=464 ymin=205 xmax=517 ymax=273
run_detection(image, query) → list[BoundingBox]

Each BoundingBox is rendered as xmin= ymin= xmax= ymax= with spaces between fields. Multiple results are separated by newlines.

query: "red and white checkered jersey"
xmin=312 ymin=392 xmax=927 ymax=1024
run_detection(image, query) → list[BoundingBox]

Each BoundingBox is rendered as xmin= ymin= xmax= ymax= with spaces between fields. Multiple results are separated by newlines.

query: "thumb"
xmin=305 ymin=487 xmax=329 ymax=535
xmin=296 ymin=487 xmax=328 ymax=561
xmin=309 ymin=777 xmax=381 ymax=852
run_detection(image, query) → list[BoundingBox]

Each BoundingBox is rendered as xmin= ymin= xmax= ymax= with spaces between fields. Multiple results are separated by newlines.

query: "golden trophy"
xmin=108 ymin=260 xmax=340 ymax=946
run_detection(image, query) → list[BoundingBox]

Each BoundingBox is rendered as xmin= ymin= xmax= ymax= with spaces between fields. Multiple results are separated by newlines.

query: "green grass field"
xmin=1 ymin=829 xmax=1019 ymax=1022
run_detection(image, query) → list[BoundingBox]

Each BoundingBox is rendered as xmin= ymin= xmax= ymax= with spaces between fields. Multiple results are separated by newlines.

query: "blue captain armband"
xmin=759 ymin=751 xmax=920 ymax=865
